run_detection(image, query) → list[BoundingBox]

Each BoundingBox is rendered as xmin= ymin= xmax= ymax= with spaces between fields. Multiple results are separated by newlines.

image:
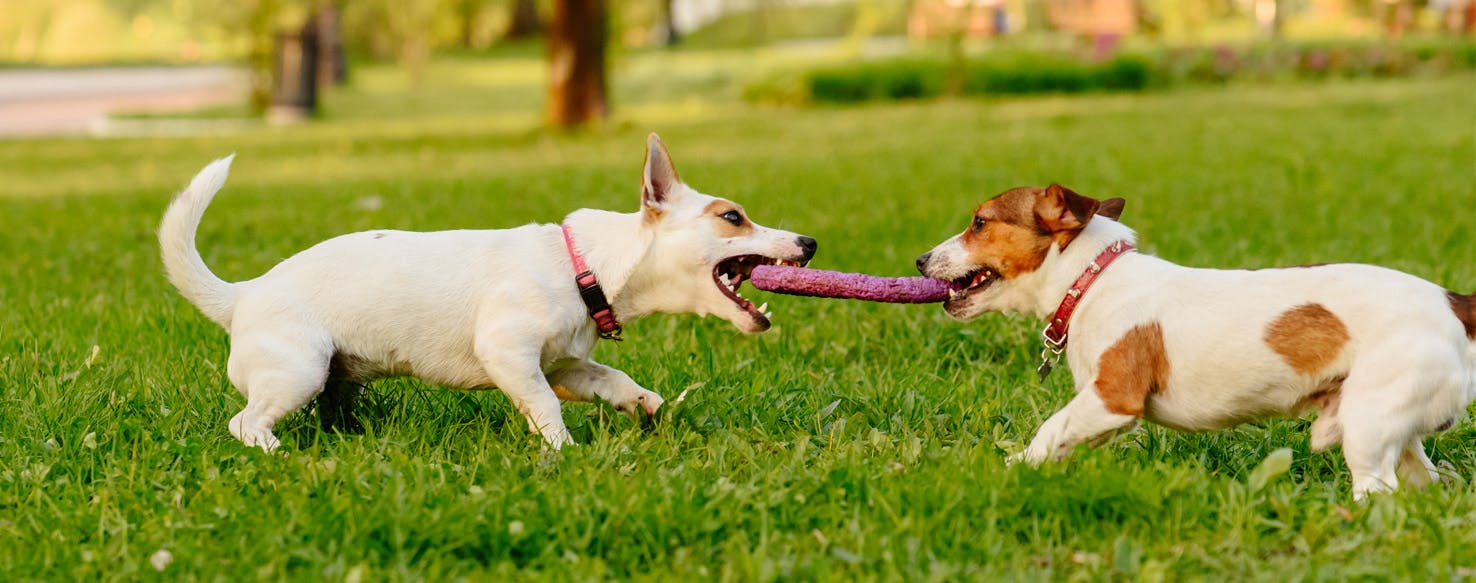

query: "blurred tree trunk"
xmin=661 ymin=0 xmax=680 ymax=45
xmin=944 ymin=2 xmax=980 ymax=97
xmin=459 ymin=0 xmax=478 ymax=47
xmin=246 ymin=0 xmax=280 ymax=113
xmin=547 ymin=0 xmax=608 ymax=128
xmin=315 ymin=2 xmax=347 ymax=87
xmin=1383 ymin=0 xmax=1413 ymax=38
xmin=1254 ymin=0 xmax=1284 ymax=39
xmin=751 ymin=0 xmax=771 ymax=44
xmin=505 ymin=0 xmax=543 ymax=39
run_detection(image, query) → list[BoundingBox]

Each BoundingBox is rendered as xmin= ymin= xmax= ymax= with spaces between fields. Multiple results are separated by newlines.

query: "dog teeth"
xmin=764 ymin=311 xmax=773 ymax=319
xmin=757 ymin=302 xmax=767 ymax=313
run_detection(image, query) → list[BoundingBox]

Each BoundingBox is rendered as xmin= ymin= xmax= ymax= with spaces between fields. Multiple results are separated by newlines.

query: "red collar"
xmin=560 ymin=224 xmax=622 ymax=341
xmin=1041 ymin=240 xmax=1135 ymax=352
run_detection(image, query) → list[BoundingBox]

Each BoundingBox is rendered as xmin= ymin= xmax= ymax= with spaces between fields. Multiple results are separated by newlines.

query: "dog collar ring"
xmin=1037 ymin=240 xmax=1135 ymax=380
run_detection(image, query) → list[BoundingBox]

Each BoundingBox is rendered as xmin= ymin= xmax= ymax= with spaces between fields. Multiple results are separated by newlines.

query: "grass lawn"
xmin=0 ymin=55 xmax=1473 ymax=579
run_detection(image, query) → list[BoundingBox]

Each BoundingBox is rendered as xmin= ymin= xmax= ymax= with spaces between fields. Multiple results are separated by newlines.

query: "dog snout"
xmin=796 ymin=236 xmax=818 ymax=261
xmin=916 ymin=252 xmax=932 ymax=275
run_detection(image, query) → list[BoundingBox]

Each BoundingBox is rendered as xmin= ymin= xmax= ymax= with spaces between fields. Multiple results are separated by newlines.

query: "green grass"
xmin=1 ymin=56 xmax=1473 ymax=580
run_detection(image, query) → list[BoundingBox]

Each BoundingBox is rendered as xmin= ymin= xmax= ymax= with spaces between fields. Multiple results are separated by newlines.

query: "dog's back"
xmin=1080 ymin=257 xmax=1473 ymax=431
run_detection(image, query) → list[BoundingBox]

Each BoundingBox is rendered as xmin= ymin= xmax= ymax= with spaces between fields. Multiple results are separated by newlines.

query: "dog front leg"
xmin=476 ymin=341 xmax=573 ymax=449
xmin=548 ymin=360 xmax=664 ymax=421
xmin=1010 ymin=388 xmax=1138 ymax=465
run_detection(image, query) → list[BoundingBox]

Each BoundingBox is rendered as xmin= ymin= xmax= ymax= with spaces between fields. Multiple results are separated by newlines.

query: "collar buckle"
xmin=562 ymin=224 xmax=624 ymax=342
xmin=1035 ymin=240 xmax=1135 ymax=381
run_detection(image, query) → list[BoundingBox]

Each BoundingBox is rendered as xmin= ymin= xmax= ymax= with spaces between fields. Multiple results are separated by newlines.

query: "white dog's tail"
xmin=159 ymin=155 xmax=239 ymax=329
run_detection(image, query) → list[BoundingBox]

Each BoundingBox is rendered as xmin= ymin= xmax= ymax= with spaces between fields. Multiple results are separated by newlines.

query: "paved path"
xmin=0 ymin=66 xmax=246 ymax=137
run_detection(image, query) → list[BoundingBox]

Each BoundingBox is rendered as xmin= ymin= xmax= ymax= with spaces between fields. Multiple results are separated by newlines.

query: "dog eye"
xmin=721 ymin=211 xmax=743 ymax=226
xmin=971 ymin=217 xmax=985 ymax=232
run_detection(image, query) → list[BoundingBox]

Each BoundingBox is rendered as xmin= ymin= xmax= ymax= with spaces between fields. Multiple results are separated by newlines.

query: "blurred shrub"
xmin=740 ymin=70 xmax=812 ymax=106
xmin=807 ymin=59 xmax=946 ymax=102
xmin=746 ymin=39 xmax=1475 ymax=106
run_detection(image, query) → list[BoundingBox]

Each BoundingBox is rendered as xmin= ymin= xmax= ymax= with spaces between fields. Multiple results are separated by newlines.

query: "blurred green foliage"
xmin=744 ymin=38 xmax=1475 ymax=105
xmin=0 ymin=67 xmax=1472 ymax=577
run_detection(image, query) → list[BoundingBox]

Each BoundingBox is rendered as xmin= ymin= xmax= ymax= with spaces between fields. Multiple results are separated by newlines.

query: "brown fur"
xmin=1094 ymin=322 xmax=1171 ymax=416
xmin=1035 ymin=184 xmax=1101 ymax=250
xmin=1096 ymin=197 xmax=1126 ymax=221
xmin=1448 ymin=290 xmax=1476 ymax=340
xmin=1264 ymin=303 xmax=1350 ymax=376
xmin=703 ymin=200 xmax=754 ymax=237
xmin=960 ymin=185 xmax=1105 ymax=280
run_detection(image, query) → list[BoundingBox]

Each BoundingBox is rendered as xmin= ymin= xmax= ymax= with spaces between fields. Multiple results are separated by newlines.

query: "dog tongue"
xmin=749 ymin=265 xmax=949 ymax=304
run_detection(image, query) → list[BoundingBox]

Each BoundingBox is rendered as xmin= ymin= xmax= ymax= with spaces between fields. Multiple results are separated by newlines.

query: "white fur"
xmin=924 ymin=214 xmax=1474 ymax=500
xmin=160 ymin=134 xmax=814 ymax=452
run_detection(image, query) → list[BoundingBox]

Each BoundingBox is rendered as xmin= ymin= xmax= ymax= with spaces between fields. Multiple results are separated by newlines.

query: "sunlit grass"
xmin=0 ymin=58 xmax=1472 ymax=579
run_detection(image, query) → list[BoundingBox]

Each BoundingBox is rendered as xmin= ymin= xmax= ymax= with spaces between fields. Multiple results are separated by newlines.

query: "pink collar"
xmin=1037 ymin=240 xmax=1134 ymax=379
xmin=560 ymin=223 xmax=622 ymax=341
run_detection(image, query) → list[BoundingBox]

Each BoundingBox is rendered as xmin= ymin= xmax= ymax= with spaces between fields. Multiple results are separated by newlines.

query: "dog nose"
xmin=915 ymin=252 xmax=932 ymax=274
xmin=796 ymin=236 xmax=818 ymax=260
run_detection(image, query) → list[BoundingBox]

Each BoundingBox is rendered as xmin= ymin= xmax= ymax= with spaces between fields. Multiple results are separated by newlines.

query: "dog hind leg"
xmin=226 ymin=331 xmax=333 ymax=452
xmin=1338 ymin=344 xmax=1466 ymax=499
xmin=1337 ymin=374 xmax=1412 ymax=500
xmin=316 ymin=378 xmax=364 ymax=434
xmin=1395 ymin=439 xmax=1439 ymax=488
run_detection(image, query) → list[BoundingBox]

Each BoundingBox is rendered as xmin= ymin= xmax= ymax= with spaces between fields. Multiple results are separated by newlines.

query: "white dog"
xmin=918 ymin=184 xmax=1474 ymax=498
xmin=160 ymin=134 xmax=816 ymax=451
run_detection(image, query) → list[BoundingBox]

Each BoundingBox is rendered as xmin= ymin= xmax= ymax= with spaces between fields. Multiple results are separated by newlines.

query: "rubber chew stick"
xmin=749 ymin=265 xmax=949 ymax=304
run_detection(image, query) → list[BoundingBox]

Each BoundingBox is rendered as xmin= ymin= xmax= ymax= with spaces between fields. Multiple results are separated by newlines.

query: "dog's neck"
xmin=996 ymin=218 xmax=1140 ymax=320
xmin=560 ymin=209 xmax=666 ymax=323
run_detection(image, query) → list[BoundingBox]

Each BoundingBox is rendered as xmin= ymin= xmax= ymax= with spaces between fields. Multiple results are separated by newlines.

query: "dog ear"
xmin=641 ymin=133 xmax=682 ymax=212
xmin=1035 ymin=183 xmax=1101 ymax=236
xmin=1096 ymin=197 xmax=1126 ymax=221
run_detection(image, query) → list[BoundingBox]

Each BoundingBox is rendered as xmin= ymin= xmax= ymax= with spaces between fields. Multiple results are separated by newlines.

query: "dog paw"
xmin=613 ymin=389 xmax=664 ymax=421
xmin=1006 ymin=449 xmax=1047 ymax=467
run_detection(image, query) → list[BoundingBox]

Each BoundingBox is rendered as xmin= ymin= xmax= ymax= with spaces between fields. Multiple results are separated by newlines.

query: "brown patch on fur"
xmin=551 ymin=384 xmax=579 ymax=401
xmin=1264 ymin=303 xmax=1350 ymax=376
xmin=1035 ymin=184 xmax=1101 ymax=250
xmin=1094 ymin=322 xmax=1171 ymax=416
xmin=957 ymin=185 xmax=1106 ymax=280
xmin=703 ymin=199 xmax=754 ymax=237
xmin=1096 ymin=197 xmax=1126 ymax=221
xmin=1448 ymin=291 xmax=1476 ymax=340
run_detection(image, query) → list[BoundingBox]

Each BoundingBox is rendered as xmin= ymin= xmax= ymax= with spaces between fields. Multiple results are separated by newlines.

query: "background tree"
xmin=547 ymin=0 xmax=608 ymax=128
xmin=340 ymin=0 xmax=448 ymax=86
xmin=660 ymin=0 xmax=679 ymax=45
xmin=505 ymin=0 xmax=543 ymax=40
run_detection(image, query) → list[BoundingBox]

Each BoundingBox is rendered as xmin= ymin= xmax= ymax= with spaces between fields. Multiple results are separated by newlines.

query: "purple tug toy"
xmin=750 ymin=264 xmax=949 ymax=304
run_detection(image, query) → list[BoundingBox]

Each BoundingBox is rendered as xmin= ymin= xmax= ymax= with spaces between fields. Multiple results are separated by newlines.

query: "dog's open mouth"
xmin=947 ymin=267 xmax=998 ymax=301
xmin=714 ymin=254 xmax=806 ymax=324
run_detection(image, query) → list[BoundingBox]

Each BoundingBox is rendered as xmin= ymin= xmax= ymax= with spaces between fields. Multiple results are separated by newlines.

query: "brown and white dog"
xmin=917 ymin=184 xmax=1475 ymax=498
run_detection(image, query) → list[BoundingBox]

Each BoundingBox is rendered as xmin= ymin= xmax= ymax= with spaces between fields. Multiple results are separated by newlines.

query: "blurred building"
xmin=908 ymin=0 xmax=1011 ymax=39
xmin=1045 ymin=0 xmax=1136 ymax=36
